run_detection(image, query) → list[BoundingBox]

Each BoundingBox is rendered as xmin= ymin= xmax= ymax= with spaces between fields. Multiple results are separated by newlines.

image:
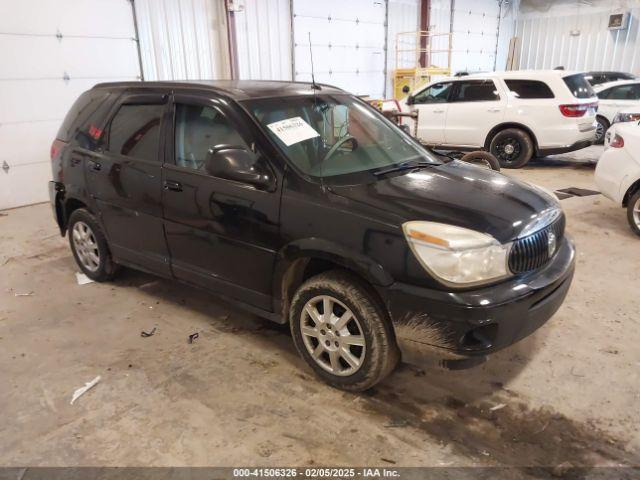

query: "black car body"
xmin=49 ymin=80 xmax=575 ymax=390
xmin=584 ymin=71 xmax=636 ymax=86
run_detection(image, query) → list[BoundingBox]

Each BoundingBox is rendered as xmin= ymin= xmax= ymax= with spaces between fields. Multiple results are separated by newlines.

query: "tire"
xmin=289 ymin=270 xmax=399 ymax=392
xmin=489 ymin=128 xmax=534 ymax=169
xmin=595 ymin=116 xmax=609 ymax=145
xmin=67 ymin=208 xmax=118 ymax=282
xmin=626 ymin=190 xmax=640 ymax=237
xmin=460 ymin=151 xmax=501 ymax=171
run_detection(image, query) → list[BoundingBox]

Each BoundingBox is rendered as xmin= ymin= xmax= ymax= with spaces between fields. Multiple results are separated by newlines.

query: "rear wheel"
xmin=290 ymin=271 xmax=399 ymax=391
xmin=626 ymin=191 xmax=640 ymax=236
xmin=490 ymin=128 xmax=534 ymax=169
xmin=68 ymin=208 xmax=118 ymax=282
xmin=595 ymin=116 xmax=609 ymax=144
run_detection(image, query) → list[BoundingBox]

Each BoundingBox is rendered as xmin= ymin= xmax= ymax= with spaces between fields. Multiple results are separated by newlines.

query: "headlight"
xmin=612 ymin=112 xmax=640 ymax=124
xmin=403 ymin=221 xmax=512 ymax=287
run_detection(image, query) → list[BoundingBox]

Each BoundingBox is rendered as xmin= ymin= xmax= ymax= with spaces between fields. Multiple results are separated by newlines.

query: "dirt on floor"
xmin=0 ymin=145 xmax=639 ymax=477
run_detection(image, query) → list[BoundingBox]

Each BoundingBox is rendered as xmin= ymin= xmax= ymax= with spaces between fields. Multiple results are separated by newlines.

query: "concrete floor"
xmin=1 ymin=145 xmax=639 ymax=472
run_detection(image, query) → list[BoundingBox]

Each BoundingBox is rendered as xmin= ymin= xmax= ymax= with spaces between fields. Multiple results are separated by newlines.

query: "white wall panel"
xmin=134 ymin=0 xmax=230 ymax=80
xmin=515 ymin=0 xmax=640 ymax=73
xmin=292 ymin=0 xmax=387 ymax=98
xmin=429 ymin=0 xmax=502 ymax=73
xmin=235 ymin=0 xmax=292 ymax=80
xmin=0 ymin=0 xmax=140 ymax=210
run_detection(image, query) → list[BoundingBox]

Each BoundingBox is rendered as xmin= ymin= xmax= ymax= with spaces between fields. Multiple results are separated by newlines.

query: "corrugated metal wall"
xmin=134 ymin=0 xmax=230 ymax=80
xmin=514 ymin=1 xmax=640 ymax=73
xmin=235 ymin=0 xmax=292 ymax=80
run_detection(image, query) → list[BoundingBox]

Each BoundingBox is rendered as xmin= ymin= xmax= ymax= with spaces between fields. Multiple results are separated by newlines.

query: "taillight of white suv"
xmin=558 ymin=102 xmax=598 ymax=117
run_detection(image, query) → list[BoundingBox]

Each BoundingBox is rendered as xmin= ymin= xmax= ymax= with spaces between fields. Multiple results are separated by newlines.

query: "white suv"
xmin=401 ymin=70 xmax=598 ymax=168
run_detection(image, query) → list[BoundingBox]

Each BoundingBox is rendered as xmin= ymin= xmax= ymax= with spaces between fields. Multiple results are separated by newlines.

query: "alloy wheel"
xmin=595 ymin=121 xmax=605 ymax=142
xmin=495 ymin=137 xmax=522 ymax=163
xmin=633 ymin=196 xmax=640 ymax=229
xmin=72 ymin=221 xmax=100 ymax=272
xmin=299 ymin=295 xmax=366 ymax=376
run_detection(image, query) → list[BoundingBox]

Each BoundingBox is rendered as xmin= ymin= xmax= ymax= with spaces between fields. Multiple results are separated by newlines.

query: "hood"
xmin=330 ymin=161 xmax=560 ymax=244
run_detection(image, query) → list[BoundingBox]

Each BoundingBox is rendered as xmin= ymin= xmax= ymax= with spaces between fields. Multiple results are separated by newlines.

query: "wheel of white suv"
xmin=595 ymin=116 xmax=609 ymax=145
xmin=289 ymin=270 xmax=399 ymax=391
xmin=490 ymin=128 xmax=534 ymax=169
xmin=627 ymin=190 xmax=640 ymax=237
xmin=68 ymin=208 xmax=119 ymax=282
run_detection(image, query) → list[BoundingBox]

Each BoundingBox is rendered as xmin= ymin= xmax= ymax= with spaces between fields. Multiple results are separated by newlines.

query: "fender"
xmin=271 ymin=238 xmax=395 ymax=319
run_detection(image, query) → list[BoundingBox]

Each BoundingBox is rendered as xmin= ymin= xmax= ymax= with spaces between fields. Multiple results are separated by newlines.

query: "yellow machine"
xmin=393 ymin=31 xmax=452 ymax=99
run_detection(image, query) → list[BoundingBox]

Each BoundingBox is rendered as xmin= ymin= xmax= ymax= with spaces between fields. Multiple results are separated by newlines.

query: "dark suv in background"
xmin=49 ymin=81 xmax=575 ymax=391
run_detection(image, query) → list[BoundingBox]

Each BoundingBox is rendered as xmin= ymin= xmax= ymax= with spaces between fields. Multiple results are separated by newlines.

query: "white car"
xmin=400 ymin=70 xmax=598 ymax=168
xmin=593 ymin=80 xmax=640 ymax=143
xmin=595 ymin=121 xmax=640 ymax=236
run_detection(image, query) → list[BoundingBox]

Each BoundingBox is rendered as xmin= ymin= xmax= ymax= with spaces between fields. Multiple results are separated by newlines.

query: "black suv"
xmin=49 ymin=81 xmax=575 ymax=391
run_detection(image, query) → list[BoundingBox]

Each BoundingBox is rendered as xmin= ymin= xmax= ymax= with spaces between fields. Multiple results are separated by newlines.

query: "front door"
xmin=443 ymin=79 xmax=506 ymax=147
xmin=162 ymin=94 xmax=281 ymax=310
xmin=86 ymin=92 xmax=171 ymax=276
xmin=411 ymin=81 xmax=454 ymax=145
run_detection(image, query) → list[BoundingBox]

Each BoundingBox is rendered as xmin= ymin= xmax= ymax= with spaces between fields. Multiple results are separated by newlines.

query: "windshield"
xmin=243 ymin=94 xmax=439 ymax=180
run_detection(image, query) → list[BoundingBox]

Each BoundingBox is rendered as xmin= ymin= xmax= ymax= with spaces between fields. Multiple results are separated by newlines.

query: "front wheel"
xmin=626 ymin=190 xmax=640 ymax=236
xmin=290 ymin=271 xmax=399 ymax=391
xmin=595 ymin=116 xmax=609 ymax=144
xmin=490 ymin=128 xmax=534 ymax=169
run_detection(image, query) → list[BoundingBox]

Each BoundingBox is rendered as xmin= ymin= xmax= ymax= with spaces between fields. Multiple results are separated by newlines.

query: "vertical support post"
xmin=419 ymin=0 xmax=430 ymax=68
xmin=290 ymin=0 xmax=296 ymax=81
xmin=383 ymin=0 xmax=389 ymax=98
xmin=225 ymin=0 xmax=239 ymax=79
xmin=129 ymin=0 xmax=145 ymax=81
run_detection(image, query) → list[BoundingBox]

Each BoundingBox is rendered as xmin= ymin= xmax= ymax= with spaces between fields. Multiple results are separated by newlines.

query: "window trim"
xmin=103 ymin=92 xmax=168 ymax=164
xmin=449 ymin=79 xmax=501 ymax=103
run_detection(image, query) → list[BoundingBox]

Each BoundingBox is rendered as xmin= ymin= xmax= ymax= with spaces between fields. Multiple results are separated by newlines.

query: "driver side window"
xmin=174 ymin=104 xmax=253 ymax=171
xmin=412 ymin=82 xmax=453 ymax=105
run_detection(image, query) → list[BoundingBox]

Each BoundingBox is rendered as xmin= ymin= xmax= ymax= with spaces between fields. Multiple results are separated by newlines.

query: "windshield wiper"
xmin=373 ymin=160 xmax=435 ymax=177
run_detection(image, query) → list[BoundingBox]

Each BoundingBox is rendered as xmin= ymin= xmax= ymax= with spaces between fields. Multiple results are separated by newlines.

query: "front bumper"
xmin=379 ymin=236 xmax=575 ymax=368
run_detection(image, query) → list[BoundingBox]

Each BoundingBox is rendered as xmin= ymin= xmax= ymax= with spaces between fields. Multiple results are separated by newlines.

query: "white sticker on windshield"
xmin=267 ymin=116 xmax=320 ymax=147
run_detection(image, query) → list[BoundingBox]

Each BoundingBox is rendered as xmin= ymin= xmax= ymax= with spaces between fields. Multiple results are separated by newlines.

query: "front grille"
xmin=508 ymin=214 xmax=565 ymax=274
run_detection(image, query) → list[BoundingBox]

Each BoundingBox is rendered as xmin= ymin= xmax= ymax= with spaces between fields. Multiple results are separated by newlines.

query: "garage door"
xmin=292 ymin=0 xmax=387 ymax=98
xmin=0 ymin=0 xmax=141 ymax=210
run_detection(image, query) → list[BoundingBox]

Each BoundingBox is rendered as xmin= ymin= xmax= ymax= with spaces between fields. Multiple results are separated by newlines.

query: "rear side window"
xmin=451 ymin=80 xmax=500 ymax=102
xmin=505 ymin=80 xmax=554 ymax=99
xmin=57 ymin=89 xmax=114 ymax=148
xmin=108 ymin=104 xmax=163 ymax=162
xmin=563 ymin=74 xmax=595 ymax=98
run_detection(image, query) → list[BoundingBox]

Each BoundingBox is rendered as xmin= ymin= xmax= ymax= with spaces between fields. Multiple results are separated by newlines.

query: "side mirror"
xmin=406 ymin=95 xmax=414 ymax=106
xmin=205 ymin=145 xmax=273 ymax=190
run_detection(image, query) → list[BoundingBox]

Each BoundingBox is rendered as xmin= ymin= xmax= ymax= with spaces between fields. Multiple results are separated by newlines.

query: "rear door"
xmin=86 ymin=91 xmax=171 ymax=276
xmin=596 ymin=83 xmax=640 ymax=123
xmin=162 ymin=92 xmax=281 ymax=310
xmin=411 ymin=81 xmax=454 ymax=145
xmin=443 ymin=79 xmax=505 ymax=147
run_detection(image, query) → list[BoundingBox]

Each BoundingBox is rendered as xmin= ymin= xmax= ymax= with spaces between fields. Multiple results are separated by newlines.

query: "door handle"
xmin=487 ymin=107 xmax=501 ymax=112
xmin=89 ymin=161 xmax=102 ymax=171
xmin=433 ymin=109 xmax=445 ymax=113
xmin=164 ymin=180 xmax=183 ymax=192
